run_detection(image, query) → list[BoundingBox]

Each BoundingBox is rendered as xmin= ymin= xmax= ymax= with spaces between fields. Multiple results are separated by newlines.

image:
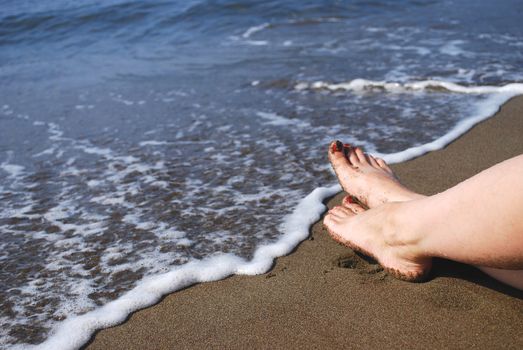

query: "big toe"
xmin=341 ymin=197 xmax=366 ymax=214
xmin=328 ymin=141 xmax=356 ymax=183
xmin=328 ymin=141 xmax=348 ymax=164
xmin=324 ymin=205 xmax=355 ymax=228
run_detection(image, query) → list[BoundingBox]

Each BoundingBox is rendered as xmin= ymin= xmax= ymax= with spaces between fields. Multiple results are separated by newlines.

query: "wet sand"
xmin=87 ymin=96 xmax=523 ymax=349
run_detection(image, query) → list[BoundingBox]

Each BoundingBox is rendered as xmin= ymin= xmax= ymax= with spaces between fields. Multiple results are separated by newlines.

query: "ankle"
xmin=393 ymin=187 xmax=426 ymax=203
xmin=384 ymin=200 xmax=427 ymax=258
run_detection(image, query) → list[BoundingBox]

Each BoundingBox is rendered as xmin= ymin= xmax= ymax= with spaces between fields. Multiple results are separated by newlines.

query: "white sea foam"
xmin=242 ymin=23 xmax=269 ymax=39
xmin=19 ymin=184 xmax=338 ymax=350
xmin=1 ymin=152 xmax=25 ymax=182
xmin=439 ymin=39 xmax=467 ymax=56
xmin=295 ymin=79 xmax=523 ymax=95
xmin=256 ymin=111 xmax=310 ymax=128
xmin=233 ymin=23 xmax=270 ymax=45
xmin=294 ymin=79 xmax=523 ymax=163
xmin=245 ymin=39 xmax=268 ymax=46
xmin=377 ymin=91 xmax=522 ymax=163
xmin=1 ymin=162 xmax=24 ymax=178
xmin=74 ymin=105 xmax=94 ymax=110
xmin=139 ymin=140 xmax=171 ymax=146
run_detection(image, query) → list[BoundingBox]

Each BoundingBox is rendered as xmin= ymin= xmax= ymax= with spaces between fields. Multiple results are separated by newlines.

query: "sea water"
xmin=1 ymin=0 xmax=523 ymax=348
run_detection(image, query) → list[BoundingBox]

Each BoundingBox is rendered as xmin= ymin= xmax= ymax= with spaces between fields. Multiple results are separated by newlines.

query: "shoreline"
xmin=86 ymin=96 xmax=523 ymax=349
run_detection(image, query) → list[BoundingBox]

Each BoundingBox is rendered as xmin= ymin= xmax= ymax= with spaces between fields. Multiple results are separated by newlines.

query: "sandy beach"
xmin=87 ymin=96 xmax=523 ymax=349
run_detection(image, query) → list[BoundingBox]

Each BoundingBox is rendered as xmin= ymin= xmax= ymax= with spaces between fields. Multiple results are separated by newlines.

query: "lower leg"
xmin=478 ymin=267 xmax=523 ymax=290
xmin=406 ymin=155 xmax=523 ymax=269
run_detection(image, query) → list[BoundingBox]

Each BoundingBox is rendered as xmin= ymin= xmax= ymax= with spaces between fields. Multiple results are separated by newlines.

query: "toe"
xmin=328 ymin=141 xmax=360 ymax=192
xmin=367 ymin=154 xmax=380 ymax=168
xmin=354 ymin=147 xmax=367 ymax=163
xmin=341 ymin=195 xmax=354 ymax=207
xmin=342 ymin=196 xmax=366 ymax=213
xmin=348 ymin=147 xmax=360 ymax=165
xmin=345 ymin=202 xmax=366 ymax=214
xmin=329 ymin=205 xmax=353 ymax=218
xmin=329 ymin=141 xmax=352 ymax=170
xmin=342 ymin=143 xmax=353 ymax=164
xmin=376 ymin=157 xmax=392 ymax=172
xmin=323 ymin=212 xmax=341 ymax=227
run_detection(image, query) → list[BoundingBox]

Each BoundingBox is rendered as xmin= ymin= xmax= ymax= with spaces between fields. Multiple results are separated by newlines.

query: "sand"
xmin=86 ymin=96 xmax=523 ymax=349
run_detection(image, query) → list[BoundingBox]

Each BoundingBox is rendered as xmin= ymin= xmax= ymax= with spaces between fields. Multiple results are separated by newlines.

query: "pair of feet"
xmin=324 ymin=141 xmax=430 ymax=281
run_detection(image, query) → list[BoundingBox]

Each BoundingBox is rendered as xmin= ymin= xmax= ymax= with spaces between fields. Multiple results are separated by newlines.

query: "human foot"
xmin=329 ymin=140 xmax=423 ymax=208
xmin=323 ymin=202 xmax=432 ymax=281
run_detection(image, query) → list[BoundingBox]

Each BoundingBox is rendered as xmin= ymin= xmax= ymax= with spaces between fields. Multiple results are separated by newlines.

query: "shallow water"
xmin=1 ymin=0 xmax=523 ymax=348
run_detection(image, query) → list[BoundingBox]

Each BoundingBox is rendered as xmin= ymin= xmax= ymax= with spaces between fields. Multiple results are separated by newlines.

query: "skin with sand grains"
xmin=324 ymin=140 xmax=523 ymax=290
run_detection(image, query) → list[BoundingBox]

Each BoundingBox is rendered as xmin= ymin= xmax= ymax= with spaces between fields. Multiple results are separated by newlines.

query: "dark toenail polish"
xmin=347 ymin=196 xmax=353 ymax=204
xmin=335 ymin=140 xmax=343 ymax=152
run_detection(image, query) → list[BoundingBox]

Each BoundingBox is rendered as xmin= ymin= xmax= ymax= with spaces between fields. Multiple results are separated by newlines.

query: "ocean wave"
xmin=0 ymin=0 xmax=235 ymax=47
xmin=0 ymin=1 xmax=158 ymax=45
xmin=294 ymin=79 xmax=523 ymax=94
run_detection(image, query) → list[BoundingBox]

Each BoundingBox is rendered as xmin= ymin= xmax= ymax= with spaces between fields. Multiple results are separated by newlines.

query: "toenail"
xmin=331 ymin=140 xmax=343 ymax=153
xmin=346 ymin=196 xmax=353 ymax=203
xmin=335 ymin=140 xmax=343 ymax=152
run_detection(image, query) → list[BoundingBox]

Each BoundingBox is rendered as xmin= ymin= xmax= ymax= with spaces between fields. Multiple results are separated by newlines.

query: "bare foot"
xmin=329 ymin=140 xmax=423 ymax=208
xmin=323 ymin=202 xmax=432 ymax=281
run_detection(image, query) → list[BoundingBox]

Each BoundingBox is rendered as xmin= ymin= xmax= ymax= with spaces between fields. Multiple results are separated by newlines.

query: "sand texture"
xmin=87 ymin=97 xmax=523 ymax=349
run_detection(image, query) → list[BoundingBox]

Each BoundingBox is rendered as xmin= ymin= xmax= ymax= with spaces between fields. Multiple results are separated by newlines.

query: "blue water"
xmin=1 ymin=0 xmax=523 ymax=348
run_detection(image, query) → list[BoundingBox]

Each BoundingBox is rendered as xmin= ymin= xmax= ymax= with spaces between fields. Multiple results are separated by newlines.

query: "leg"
xmin=478 ymin=267 xmax=523 ymax=290
xmin=404 ymin=154 xmax=523 ymax=269
xmin=324 ymin=154 xmax=523 ymax=287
